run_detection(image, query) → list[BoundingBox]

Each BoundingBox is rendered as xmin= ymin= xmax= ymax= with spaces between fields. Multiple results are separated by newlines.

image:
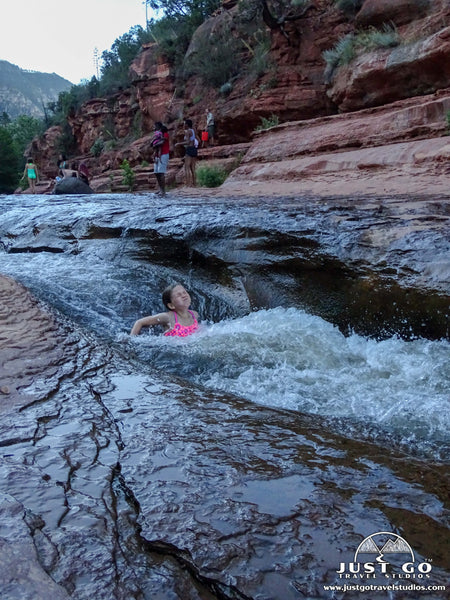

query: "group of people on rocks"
xmin=56 ymin=155 xmax=90 ymax=185
xmin=22 ymin=155 xmax=91 ymax=194
xmin=150 ymin=108 xmax=216 ymax=196
xmin=23 ymin=108 xmax=216 ymax=196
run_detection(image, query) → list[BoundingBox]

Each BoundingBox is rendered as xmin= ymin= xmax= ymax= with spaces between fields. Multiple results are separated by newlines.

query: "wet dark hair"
xmin=184 ymin=119 xmax=193 ymax=128
xmin=162 ymin=283 xmax=179 ymax=309
xmin=154 ymin=121 xmax=163 ymax=130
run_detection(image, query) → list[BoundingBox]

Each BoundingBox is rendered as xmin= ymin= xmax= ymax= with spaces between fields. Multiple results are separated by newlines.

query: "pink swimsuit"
xmin=164 ymin=310 xmax=198 ymax=337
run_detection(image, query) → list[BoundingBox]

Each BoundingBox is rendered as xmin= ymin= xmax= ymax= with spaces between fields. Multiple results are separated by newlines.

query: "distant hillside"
xmin=0 ymin=60 xmax=72 ymax=119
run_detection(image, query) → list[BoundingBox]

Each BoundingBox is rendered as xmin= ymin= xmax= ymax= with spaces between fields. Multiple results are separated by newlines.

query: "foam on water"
xmin=131 ymin=307 xmax=450 ymax=455
xmin=1 ymin=194 xmax=448 ymax=458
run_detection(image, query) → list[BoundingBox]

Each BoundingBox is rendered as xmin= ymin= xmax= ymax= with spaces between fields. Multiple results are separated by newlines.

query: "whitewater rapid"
xmin=1 ymin=192 xmax=448 ymax=459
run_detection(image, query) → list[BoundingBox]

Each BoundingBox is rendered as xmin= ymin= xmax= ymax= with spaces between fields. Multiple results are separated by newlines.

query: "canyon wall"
xmin=29 ymin=0 xmax=450 ymax=190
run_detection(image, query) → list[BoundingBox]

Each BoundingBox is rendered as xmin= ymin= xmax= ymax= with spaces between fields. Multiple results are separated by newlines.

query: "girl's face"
xmin=169 ymin=285 xmax=191 ymax=310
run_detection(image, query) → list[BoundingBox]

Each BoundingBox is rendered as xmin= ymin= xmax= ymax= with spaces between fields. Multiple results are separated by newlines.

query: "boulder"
xmin=355 ymin=0 xmax=430 ymax=28
xmin=53 ymin=177 xmax=94 ymax=195
xmin=327 ymin=27 xmax=450 ymax=112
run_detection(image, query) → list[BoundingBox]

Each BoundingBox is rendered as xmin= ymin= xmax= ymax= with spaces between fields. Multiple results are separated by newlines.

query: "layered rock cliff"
xmin=27 ymin=0 xmax=450 ymax=193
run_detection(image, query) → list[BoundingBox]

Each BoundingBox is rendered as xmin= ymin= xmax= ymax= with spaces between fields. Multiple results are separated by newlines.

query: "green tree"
xmin=100 ymin=26 xmax=152 ymax=94
xmin=46 ymin=77 xmax=101 ymax=125
xmin=239 ymin=0 xmax=312 ymax=40
xmin=0 ymin=112 xmax=11 ymax=126
xmin=0 ymin=127 xmax=20 ymax=193
xmin=145 ymin=0 xmax=221 ymax=69
xmin=146 ymin=0 xmax=220 ymax=22
xmin=7 ymin=115 xmax=45 ymax=156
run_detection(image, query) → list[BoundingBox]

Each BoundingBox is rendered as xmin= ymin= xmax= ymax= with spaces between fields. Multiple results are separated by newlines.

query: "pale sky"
xmin=0 ymin=0 xmax=149 ymax=84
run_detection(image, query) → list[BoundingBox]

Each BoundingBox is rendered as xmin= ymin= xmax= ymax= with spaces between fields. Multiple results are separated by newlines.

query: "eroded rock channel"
xmin=0 ymin=192 xmax=449 ymax=599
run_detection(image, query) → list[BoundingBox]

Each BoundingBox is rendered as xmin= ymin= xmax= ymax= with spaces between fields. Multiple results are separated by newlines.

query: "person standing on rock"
xmin=152 ymin=122 xmax=170 ymax=196
xmin=176 ymin=119 xmax=198 ymax=187
xmin=205 ymin=109 xmax=216 ymax=147
xmin=57 ymin=154 xmax=67 ymax=170
xmin=23 ymin=158 xmax=39 ymax=193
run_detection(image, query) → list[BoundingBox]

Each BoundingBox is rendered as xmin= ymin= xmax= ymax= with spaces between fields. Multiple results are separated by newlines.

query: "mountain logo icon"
xmin=354 ymin=532 xmax=415 ymax=564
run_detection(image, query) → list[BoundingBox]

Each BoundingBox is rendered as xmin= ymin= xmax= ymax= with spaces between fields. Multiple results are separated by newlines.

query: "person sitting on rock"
xmin=78 ymin=161 xmax=90 ymax=185
xmin=57 ymin=154 xmax=67 ymax=170
xmin=61 ymin=163 xmax=78 ymax=178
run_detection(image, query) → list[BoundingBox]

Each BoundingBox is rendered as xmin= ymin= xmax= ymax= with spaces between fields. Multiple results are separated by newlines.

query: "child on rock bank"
xmin=130 ymin=284 xmax=199 ymax=338
xmin=150 ymin=128 xmax=164 ymax=161
xmin=23 ymin=158 xmax=39 ymax=193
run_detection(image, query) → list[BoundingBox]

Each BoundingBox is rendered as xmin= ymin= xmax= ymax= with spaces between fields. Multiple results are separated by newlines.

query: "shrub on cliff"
xmin=146 ymin=0 xmax=221 ymax=69
xmin=254 ymin=114 xmax=279 ymax=131
xmin=183 ymin=28 xmax=242 ymax=87
xmin=196 ymin=164 xmax=228 ymax=187
xmin=323 ymin=24 xmax=400 ymax=79
xmin=121 ymin=159 xmax=136 ymax=191
xmin=90 ymin=139 xmax=105 ymax=157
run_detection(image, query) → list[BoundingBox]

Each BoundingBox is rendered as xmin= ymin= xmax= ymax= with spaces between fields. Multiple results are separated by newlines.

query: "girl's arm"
xmin=130 ymin=312 xmax=170 ymax=336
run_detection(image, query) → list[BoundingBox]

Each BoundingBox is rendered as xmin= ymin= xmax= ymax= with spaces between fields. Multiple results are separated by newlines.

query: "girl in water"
xmin=130 ymin=284 xmax=199 ymax=337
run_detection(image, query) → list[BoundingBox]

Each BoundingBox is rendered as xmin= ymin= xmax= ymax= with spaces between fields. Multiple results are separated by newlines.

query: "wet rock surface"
xmin=0 ymin=274 xmax=448 ymax=600
xmin=0 ymin=493 xmax=70 ymax=600
xmin=0 ymin=275 xmax=69 ymax=413
xmin=1 ymin=193 xmax=448 ymax=339
xmin=0 ymin=193 xmax=449 ymax=599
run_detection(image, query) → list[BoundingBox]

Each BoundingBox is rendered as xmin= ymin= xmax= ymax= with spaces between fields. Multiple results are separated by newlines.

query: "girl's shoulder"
xmin=159 ymin=310 xmax=173 ymax=322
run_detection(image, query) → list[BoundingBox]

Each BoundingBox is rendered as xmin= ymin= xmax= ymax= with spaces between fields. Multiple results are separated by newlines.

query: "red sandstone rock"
xmin=130 ymin=43 xmax=178 ymax=129
xmin=328 ymin=27 xmax=450 ymax=112
xmin=355 ymin=0 xmax=431 ymax=28
xmin=26 ymin=125 xmax=63 ymax=178
xmin=244 ymin=91 xmax=450 ymax=162
xmin=28 ymin=0 xmax=450 ymax=191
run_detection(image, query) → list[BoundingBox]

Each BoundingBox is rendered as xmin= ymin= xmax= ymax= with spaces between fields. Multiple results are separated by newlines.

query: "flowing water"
xmin=0 ymin=193 xmax=449 ymax=600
